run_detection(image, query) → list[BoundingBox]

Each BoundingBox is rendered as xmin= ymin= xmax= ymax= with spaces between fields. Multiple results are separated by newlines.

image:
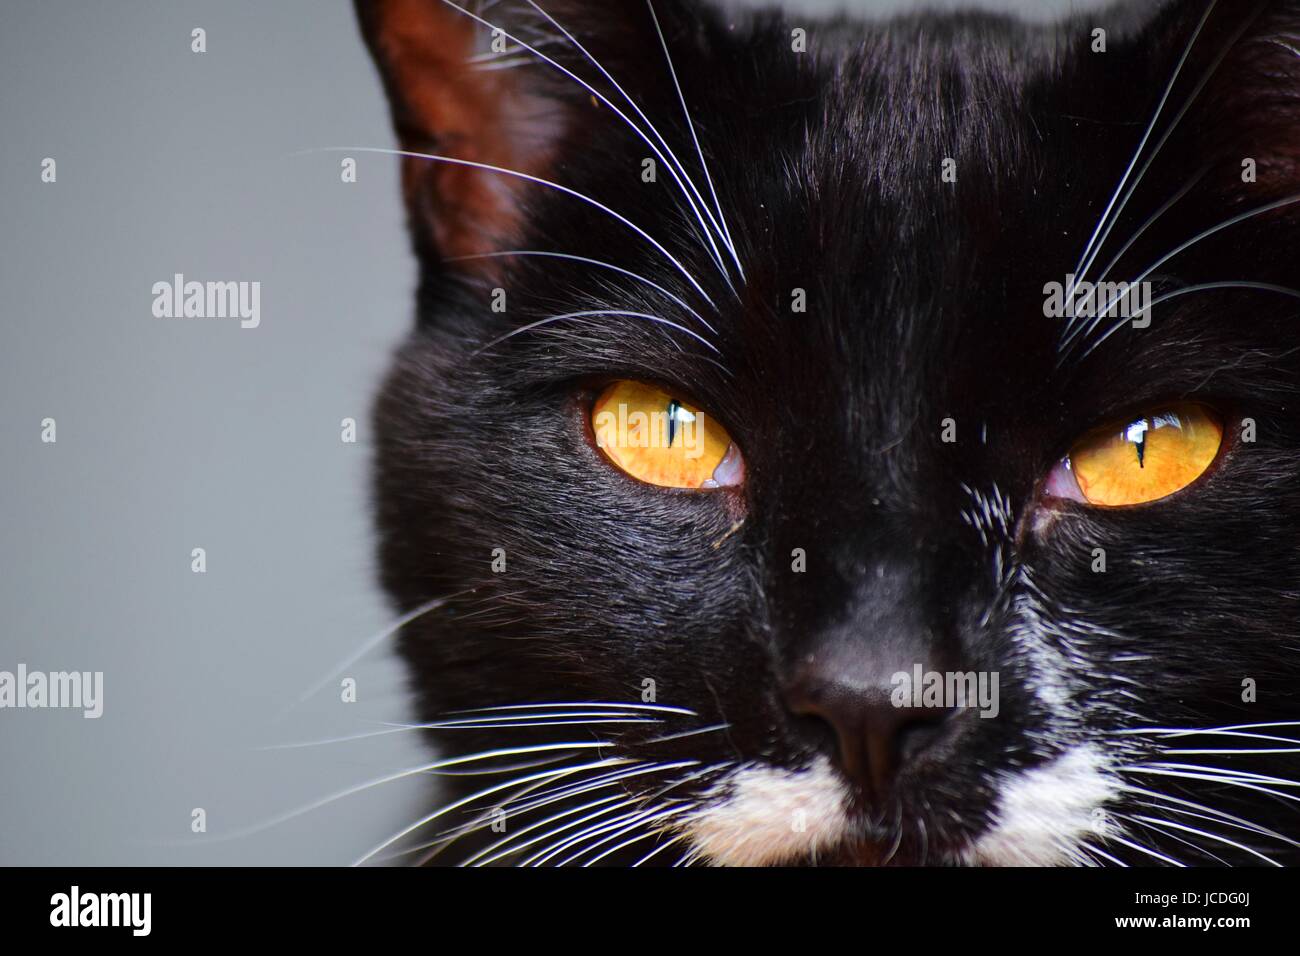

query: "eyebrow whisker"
xmin=473 ymin=308 xmax=722 ymax=356
xmin=445 ymin=249 xmax=717 ymax=335
xmin=297 ymin=146 xmax=717 ymax=310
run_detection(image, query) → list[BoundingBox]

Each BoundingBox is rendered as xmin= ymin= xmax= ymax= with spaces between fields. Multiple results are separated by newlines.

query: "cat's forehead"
xmin=685 ymin=16 xmax=1225 ymax=430
xmin=704 ymin=50 xmax=1072 ymax=421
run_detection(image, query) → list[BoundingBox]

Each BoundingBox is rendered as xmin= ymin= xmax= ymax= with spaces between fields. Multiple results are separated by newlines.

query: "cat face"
xmin=360 ymin=0 xmax=1300 ymax=865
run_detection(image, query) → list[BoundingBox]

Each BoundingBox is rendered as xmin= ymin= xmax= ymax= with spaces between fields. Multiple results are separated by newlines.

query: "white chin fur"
xmin=677 ymin=745 xmax=1116 ymax=867
xmin=965 ymin=745 xmax=1119 ymax=866
xmin=678 ymin=757 xmax=851 ymax=866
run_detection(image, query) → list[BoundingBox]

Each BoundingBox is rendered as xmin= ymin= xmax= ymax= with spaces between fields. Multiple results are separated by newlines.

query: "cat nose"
xmin=783 ymin=653 xmax=957 ymax=805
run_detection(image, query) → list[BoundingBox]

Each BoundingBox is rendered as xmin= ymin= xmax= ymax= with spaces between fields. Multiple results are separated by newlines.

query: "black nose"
xmin=784 ymin=653 xmax=957 ymax=805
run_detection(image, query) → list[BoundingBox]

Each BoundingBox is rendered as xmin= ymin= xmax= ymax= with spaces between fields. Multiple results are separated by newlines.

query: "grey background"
xmin=0 ymin=0 xmax=1106 ymax=865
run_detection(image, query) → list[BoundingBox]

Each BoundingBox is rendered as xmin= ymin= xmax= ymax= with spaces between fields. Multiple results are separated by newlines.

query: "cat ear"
xmin=354 ymin=0 xmax=576 ymax=264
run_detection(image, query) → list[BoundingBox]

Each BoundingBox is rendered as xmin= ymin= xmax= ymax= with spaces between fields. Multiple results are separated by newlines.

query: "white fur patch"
xmin=1008 ymin=585 xmax=1076 ymax=712
xmin=677 ymin=757 xmax=851 ymax=866
xmin=965 ymin=745 xmax=1119 ymax=866
xmin=677 ymin=746 xmax=1117 ymax=866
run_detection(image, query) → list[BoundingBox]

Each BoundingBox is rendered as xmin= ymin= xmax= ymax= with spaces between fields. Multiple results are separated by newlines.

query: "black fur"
xmin=361 ymin=0 xmax=1300 ymax=865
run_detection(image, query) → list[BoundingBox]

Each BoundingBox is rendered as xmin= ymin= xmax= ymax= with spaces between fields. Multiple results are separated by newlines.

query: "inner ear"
xmin=355 ymin=0 xmax=569 ymax=265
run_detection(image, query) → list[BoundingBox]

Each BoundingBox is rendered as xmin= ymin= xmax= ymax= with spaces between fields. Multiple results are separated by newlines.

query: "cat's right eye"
xmin=590 ymin=381 xmax=744 ymax=490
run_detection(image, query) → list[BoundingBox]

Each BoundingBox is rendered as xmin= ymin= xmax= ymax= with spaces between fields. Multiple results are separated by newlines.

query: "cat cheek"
xmin=1043 ymin=458 xmax=1086 ymax=503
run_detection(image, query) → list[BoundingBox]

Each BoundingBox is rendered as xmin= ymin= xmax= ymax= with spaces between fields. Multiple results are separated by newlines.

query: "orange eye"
xmin=591 ymin=381 xmax=743 ymax=489
xmin=1062 ymin=404 xmax=1223 ymax=507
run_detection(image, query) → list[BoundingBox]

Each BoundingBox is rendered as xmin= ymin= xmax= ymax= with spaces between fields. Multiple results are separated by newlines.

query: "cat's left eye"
xmin=590 ymin=381 xmax=744 ymax=489
xmin=1045 ymin=403 xmax=1223 ymax=508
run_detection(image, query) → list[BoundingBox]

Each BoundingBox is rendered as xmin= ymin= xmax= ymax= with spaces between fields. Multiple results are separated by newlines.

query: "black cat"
xmin=357 ymin=0 xmax=1300 ymax=866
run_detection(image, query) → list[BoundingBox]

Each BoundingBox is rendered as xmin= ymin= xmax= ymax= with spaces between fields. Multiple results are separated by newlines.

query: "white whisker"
xmin=354 ymin=756 xmax=630 ymax=866
xmin=297 ymin=146 xmax=717 ymax=309
xmin=632 ymin=831 xmax=689 ymax=867
xmin=645 ymin=0 xmax=743 ymax=276
xmin=1068 ymin=0 xmax=1218 ymax=292
xmin=524 ymin=807 xmax=652 ymax=866
xmin=1126 ymin=790 xmax=1300 ymax=849
xmin=1127 ymin=813 xmax=1282 ymax=866
xmin=570 ymin=805 xmax=688 ymax=866
xmin=1073 ymin=193 xmax=1300 ymax=360
xmin=1122 ymin=766 xmax=1300 ymax=809
xmin=1118 ymin=721 xmax=1300 ymax=738
xmin=445 ymin=250 xmax=717 ymax=334
xmin=1057 ymin=166 xmax=1208 ymax=356
xmin=261 ymin=713 xmax=661 ymax=750
xmin=1105 ymin=831 xmax=1188 ymax=867
xmin=645 ymin=722 xmax=730 ymax=745
xmin=473 ymin=309 xmax=721 ymax=356
xmin=435 ymin=0 xmax=733 ymax=284
xmin=521 ymin=0 xmax=738 ymax=282
xmin=1077 ymin=841 xmax=1129 ymax=867
xmin=190 ymin=742 xmax=605 ymax=845
xmin=1117 ymin=812 xmax=1232 ymax=865
xmin=1080 ymin=280 xmax=1300 ymax=361
xmin=394 ymin=768 xmax=577 ymax=866
xmin=284 ymin=594 xmax=454 ymax=713
xmin=1071 ymin=2 xmax=1259 ymax=304
xmin=1140 ymin=762 xmax=1300 ymax=788
xmin=467 ymin=795 xmax=641 ymax=867
xmin=421 ymin=761 xmax=675 ymax=864
xmin=1158 ymin=745 xmax=1300 ymax=756
xmin=447 ymin=701 xmax=696 ymax=717
xmin=496 ymin=800 xmax=649 ymax=868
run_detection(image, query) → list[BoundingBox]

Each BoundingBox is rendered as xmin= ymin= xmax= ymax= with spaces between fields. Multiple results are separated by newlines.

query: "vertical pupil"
xmin=666 ymin=399 xmax=680 ymax=447
xmin=1125 ymin=418 xmax=1149 ymax=468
